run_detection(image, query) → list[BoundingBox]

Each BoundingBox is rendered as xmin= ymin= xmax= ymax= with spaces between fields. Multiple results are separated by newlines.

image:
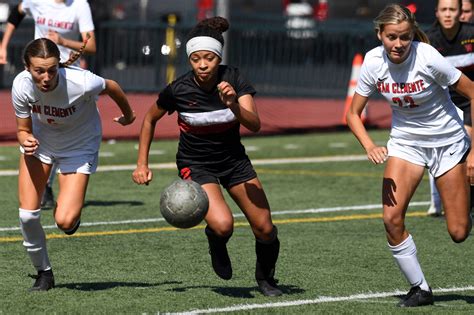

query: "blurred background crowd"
xmin=0 ymin=0 xmax=435 ymax=98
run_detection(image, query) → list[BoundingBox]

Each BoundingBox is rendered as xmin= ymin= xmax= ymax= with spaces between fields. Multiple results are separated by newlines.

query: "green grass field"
xmin=1 ymin=130 xmax=473 ymax=314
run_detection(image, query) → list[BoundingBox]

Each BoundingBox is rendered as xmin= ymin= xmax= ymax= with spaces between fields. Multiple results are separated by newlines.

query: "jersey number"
xmin=392 ymin=96 xmax=418 ymax=108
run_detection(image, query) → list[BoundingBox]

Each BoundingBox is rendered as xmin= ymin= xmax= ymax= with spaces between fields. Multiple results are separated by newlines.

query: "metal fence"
xmin=1 ymin=19 xmax=379 ymax=98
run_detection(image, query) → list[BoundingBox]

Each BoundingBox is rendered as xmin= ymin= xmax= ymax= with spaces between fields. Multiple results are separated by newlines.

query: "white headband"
xmin=186 ymin=36 xmax=223 ymax=58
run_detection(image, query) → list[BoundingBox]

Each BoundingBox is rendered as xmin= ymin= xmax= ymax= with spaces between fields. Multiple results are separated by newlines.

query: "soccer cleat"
xmin=40 ymin=185 xmax=55 ymax=209
xmin=205 ymin=226 xmax=232 ymax=280
xmin=29 ymin=269 xmax=55 ymax=292
xmin=398 ymin=286 xmax=434 ymax=307
xmin=208 ymin=241 xmax=232 ymax=280
xmin=257 ymin=277 xmax=282 ymax=297
xmin=426 ymin=203 xmax=442 ymax=217
xmin=64 ymin=220 xmax=81 ymax=235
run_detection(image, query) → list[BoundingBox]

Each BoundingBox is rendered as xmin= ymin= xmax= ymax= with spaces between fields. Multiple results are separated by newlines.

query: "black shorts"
xmin=178 ymin=158 xmax=257 ymax=189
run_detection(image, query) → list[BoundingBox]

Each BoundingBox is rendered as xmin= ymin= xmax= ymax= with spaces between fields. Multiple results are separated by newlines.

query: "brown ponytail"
xmin=59 ymin=32 xmax=91 ymax=67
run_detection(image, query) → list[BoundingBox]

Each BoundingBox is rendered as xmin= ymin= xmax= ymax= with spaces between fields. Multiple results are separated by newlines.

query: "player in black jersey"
xmin=132 ymin=16 xmax=282 ymax=297
xmin=425 ymin=0 xmax=474 ymax=216
xmin=461 ymin=0 xmax=474 ymax=22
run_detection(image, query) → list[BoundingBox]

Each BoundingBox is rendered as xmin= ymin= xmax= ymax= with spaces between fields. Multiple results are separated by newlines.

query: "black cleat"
xmin=205 ymin=226 xmax=232 ymax=280
xmin=257 ymin=278 xmax=282 ymax=297
xmin=208 ymin=241 xmax=232 ymax=280
xmin=64 ymin=220 xmax=81 ymax=235
xmin=398 ymin=286 xmax=434 ymax=307
xmin=41 ymin=185 xmax=55 ymax=209
xmin=29 ymin=269 xmax=55 ymax=292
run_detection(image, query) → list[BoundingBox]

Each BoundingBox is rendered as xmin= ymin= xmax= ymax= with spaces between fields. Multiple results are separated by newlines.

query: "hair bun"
xmin=196 ymin=16 xmax=229 ymax=33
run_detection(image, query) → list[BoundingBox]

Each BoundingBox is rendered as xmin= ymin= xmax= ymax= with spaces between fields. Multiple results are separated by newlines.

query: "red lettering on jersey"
xmin=32 ymin=104 xmax=42 ymax=114
xmin=377 ymin=82 xmax=390 ymax=93
xmin=36 ymin=17 xmax=46 ymax=25
xmin=43 ymin=105 xmax=77 ymax=118
xmin=391 ymin=80 xmax=425 ymax=94
xmin=465 ymin=44 xmax=473 ymax=53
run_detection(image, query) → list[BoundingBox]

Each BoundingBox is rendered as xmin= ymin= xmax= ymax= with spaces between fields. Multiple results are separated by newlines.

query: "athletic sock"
xmin=255 ymin=225 xmax=280 ymax=280
xmin=429 ymin=174 xmax=441 ymax=211
xmin=19 ymin=209 xmax=51 ymax=272
xmin=388 ymin=234 xmax=429 ymax=291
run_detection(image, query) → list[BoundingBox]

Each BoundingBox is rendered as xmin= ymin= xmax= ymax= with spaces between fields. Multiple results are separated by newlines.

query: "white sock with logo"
xmin=388 ymin=234 xmax=430 ymax=291
xmin=19 ymin=208 xmax=51 ymax=272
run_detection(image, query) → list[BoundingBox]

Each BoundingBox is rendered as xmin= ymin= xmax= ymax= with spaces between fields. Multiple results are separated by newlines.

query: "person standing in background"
xmin=0 ymin=0 xmax=97 ymax=208
xmin=425 ymin=0 xmax=474 ymax=216
xmin=461 ymin=0 xmax=474 ymax=22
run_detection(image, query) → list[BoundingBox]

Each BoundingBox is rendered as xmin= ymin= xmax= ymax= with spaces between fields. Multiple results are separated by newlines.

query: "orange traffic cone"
xmin=342 ymin=53 xmax=367 ymax=125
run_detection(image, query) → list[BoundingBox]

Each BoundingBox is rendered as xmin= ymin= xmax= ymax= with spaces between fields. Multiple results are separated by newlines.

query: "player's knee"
xmin=448 ymin=225 xmax=470 ymax=243
xmin=253 ymin=222 xmax=278 ymax=241
xmin=55 ymin=213 xmax=79 ymax=232
xmin=383 ymin=212 xmax=404 ymax=232
xmin=208 ymin=219 xmax=234 ymax=237
xmin=252 ymin=222 xmax=276 ymax=241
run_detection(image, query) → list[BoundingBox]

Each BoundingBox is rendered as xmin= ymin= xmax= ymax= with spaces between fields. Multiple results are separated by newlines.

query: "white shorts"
xmin=387 ymin=137 xmax=470 ymax=178
xmin=20 ymin=146 xmax=98 ymax=174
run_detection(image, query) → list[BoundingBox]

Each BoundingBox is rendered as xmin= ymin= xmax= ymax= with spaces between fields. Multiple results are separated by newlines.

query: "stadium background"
xmin=0 ymin=0 xmax=434 ymax=141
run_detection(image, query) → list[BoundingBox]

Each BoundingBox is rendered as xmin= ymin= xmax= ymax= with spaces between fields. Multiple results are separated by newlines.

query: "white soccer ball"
xmin=160 ymin=179 xmax=209 ymax=229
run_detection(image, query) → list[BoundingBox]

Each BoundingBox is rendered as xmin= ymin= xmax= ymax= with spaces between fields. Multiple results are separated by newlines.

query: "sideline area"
xmin=0 ymin=90 xmax=391 ymax=141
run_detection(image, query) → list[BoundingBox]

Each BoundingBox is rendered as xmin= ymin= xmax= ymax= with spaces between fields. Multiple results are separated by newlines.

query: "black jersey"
xmin=156 ymin=65 xmax=256 ymax=167
xmin=426 ymin=22 xmax=474 ymax=108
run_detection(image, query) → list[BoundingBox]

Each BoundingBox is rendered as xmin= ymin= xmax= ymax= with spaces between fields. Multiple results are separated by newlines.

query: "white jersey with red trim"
xmin=22 ymin=0 xmax=95 ymax=65
xmin=356 ymin=41 xmax=465 ymax=147
xmin=12 ymin=66 xmax=105 ymax=156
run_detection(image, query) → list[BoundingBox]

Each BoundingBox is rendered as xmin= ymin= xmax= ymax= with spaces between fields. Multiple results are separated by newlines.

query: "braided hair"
xmin=23 ymin=33 xmax=91 ymax=68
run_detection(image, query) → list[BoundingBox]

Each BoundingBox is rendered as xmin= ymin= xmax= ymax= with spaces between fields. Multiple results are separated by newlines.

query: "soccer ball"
xmin=160 ymin=179 xmax=209 ymax=229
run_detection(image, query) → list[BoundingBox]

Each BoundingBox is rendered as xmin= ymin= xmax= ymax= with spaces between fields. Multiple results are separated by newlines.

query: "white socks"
xmin=388 ymin=234 xmax=430 ymax=291
xmin=19 ymin=209 xmax=51 ymax=272
xmin=429 ymin=174 xmax=442 ymax=211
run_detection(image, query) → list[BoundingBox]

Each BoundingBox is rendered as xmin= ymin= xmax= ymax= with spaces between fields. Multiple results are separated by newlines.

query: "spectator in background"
xmin=425 ymin=0 xmax=474 ymax=216
xmin=0 ymin=0 xmax=97 ymax=209
xmin=461 ymin=0 xmax=474 ymax=22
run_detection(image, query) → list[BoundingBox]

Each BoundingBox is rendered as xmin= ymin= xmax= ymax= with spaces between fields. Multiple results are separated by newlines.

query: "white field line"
xmin=172 ymin=286 xmax=474 ymax=314
xmin=0 ymin=155 xmax=368 ymax=176
xmin=0 ymin=201 xmax=430 ymax=232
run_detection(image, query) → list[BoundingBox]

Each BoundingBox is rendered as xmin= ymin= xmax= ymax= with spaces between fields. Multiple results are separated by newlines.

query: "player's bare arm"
xmin=218 ymin=81 xmax=260 ymax=132
xmin=133 ymin=104 xmax=167 ymax=185
xmin=102 ymin=79 xmax=135 ymax=126
xmin=347 ymin=92 xmax=387 ymax=164
xmin=16 ymin=117 xmax=38 ymax=155
xmin=48 ymin=30 xmax=97 ymax=55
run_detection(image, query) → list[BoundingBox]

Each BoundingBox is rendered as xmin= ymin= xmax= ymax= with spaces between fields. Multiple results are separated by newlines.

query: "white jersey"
xmin=22 ymin=0 xmax=95 ymax=65
xmin=356 ymin=41 xmax=465 ymax=148
xmin=12 ymin=67 xmax=105 ymax=157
